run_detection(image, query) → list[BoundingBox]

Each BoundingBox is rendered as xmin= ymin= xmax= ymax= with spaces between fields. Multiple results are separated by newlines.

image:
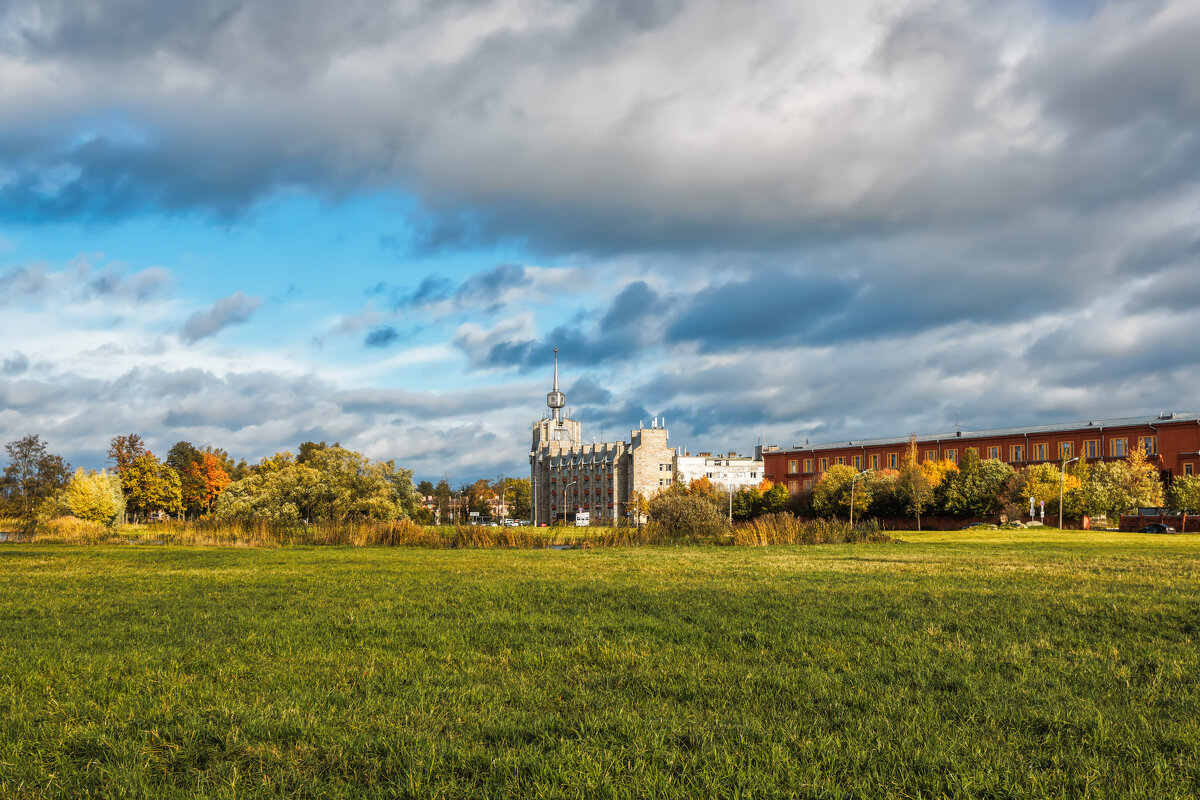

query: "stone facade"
xmin=529 ymin=354 xmax=677 ymax=525
xmin=530 ymin=421 xmax=676 ymax=525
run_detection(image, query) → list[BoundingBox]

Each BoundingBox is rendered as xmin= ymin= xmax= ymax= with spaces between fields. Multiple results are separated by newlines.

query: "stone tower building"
xmin=529 ymin=352 xmax=675 ymax=525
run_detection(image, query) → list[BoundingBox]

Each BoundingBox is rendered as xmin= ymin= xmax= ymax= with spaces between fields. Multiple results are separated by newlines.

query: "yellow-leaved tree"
xmin=62 ymin=468 xmax=125 ymax=526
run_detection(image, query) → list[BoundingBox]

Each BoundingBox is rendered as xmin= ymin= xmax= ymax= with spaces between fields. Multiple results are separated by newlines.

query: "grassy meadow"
xmin=0 ymin=531 xmax=1197 ymax=798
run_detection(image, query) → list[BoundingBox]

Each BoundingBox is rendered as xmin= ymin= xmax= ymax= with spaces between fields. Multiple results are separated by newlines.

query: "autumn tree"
xmin=61 ymin=468 xmax=125 ymax=526
xmin=107 ymin=433 xmax=146 ymax=474
xmin=215 ymin=444 xmax=418 ymax=523
xmin=1076 ymin=448 xmax=1163 ymax=519
xmin=255 ymin=451 xmax=295 ymax=475
xmin=122 ymin=453 xmax=183 ymax=522
xmin=205 ymin=446 xmax=250 ymax=481
xmin=810 ymin=465 xmax=863 ymax=519
xmin=193 ymin=452 xmax=232 ymax=514
xmin=891 ymin=439 xmax=931 ymax=529
xmin=1 ymin=435 xmax=72 ymax=529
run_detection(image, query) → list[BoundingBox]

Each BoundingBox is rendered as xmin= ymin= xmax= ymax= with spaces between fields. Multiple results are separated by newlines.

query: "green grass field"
xmin=1 ymin=531 xmax=1197 ymax=798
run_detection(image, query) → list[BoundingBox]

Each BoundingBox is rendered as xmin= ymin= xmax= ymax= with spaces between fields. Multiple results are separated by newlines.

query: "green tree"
xmin=811 ymin=465 xmax=867 ymax=520
xmin=646 ymin=492 xmax=731 ymax=540
xmin=758 ymin=482 xmax=792 ymax=515
xmin=215 ymin=445 xmax=418 ymax=523
xmin=731 ymin=485 xmax=762 ymax=521
xmin=1078 ymin=449 xmax=1164 ymax=519
xmin=62 ymin=468 xmax=125 ymax=526
xmin=296 ymin=441 xmax=335 ymax=465
xmin=166 ymin=441 xmax=206 ymax=517
xmin=1167 ymin=474 xmax=1200 ymax=512
xmin=433 ymin=479 xmax=453 ymax=523
xmin=504 ymin=477 xmax=532 ymax=520
xmin=122 ymin=453 xmax=183 ymax=522
xmin=2 ymin=435 xmax=72 ymax=529
xmin=942 ymin=450 xmax=1015 ymax=518
xmin=865 ymin=469 xmax=902 ymax=517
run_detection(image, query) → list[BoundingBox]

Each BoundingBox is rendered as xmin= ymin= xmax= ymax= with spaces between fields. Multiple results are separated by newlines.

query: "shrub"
xmin=646 ymin=493 xmax=732 ymax=541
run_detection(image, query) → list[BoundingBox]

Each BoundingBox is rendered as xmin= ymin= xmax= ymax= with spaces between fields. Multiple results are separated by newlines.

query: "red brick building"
xmin=763 ymin=412 xmax=1200 ymax=494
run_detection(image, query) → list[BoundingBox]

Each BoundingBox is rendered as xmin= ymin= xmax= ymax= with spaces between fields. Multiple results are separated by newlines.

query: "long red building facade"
xmin=762 ymin=412 xmax=1200 ymax=494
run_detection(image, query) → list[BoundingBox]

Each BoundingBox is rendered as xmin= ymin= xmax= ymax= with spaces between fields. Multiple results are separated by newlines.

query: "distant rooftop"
xmin=786 ymin=411 xmax=1200 ymax=453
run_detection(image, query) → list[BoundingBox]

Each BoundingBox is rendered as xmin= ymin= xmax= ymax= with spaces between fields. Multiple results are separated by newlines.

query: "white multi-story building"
xmin=673 ymin=451 xmax=765 ymax=491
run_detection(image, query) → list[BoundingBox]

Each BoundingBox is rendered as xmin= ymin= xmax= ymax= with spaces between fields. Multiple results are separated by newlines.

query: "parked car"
xmin=1139 ymin=523 xmax=1177 ymax=534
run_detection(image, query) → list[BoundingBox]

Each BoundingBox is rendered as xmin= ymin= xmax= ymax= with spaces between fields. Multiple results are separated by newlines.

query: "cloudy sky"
xmin=2 ymin=0 xmax=1198 ymax=483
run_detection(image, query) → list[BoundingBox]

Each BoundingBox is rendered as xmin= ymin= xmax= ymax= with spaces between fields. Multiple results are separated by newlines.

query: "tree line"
xmin=0 ymin=434 xmax=527 ymax=531
xmin=671 ymin=439 xmax=1200 ymax=528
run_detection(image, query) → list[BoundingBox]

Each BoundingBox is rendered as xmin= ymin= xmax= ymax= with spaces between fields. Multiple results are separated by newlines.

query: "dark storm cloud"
xmin=2 ymin=353 xmax=30 ymax=375
xmin=601 ymin=281 xmax=659 ymax=333
xmin=460 ymin=280 xmax=661 ymax=370
xmin=4 ymin=0 xmax=1196 ymax=260
xmin=666 ymin=273 xmax=854 ymax=347
xmin=179 ymin=291 xmax=261 ymax=343
xmin=564 ymin=376 xmax=612 ymax=406
xmin=363 ymin=326 xmax=402 ymax=348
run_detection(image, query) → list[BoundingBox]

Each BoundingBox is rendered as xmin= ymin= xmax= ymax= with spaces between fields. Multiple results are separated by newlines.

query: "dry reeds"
xmin=733 ymin=513 xmax=891 ymax=546
xmin=10 ymin=514 xmax=892 ymax=549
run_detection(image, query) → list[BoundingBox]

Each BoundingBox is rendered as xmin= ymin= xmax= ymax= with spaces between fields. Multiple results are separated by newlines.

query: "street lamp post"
xmin=850 ymin=469 xmax=874 ymax=526
xmin=1059 ymin=457 xmax=1079 ymax=530
xmin=561 ymin=481 xmax=577 ymax=525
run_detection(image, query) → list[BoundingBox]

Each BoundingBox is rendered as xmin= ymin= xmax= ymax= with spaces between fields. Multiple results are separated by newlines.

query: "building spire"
xmin=546 ymin=348 xmax=566 ymax=424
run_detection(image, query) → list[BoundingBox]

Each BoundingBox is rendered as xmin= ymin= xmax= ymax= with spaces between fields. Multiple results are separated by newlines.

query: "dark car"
xmin=1139 ymin=523 xmax=1177 ymax=534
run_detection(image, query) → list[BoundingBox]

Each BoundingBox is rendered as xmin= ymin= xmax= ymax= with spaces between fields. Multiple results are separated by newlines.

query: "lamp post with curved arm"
xmin=1059 ymin=457 xmax=1079 ymax=530
xmin=561 ymin=481 xmax=577 ymax=524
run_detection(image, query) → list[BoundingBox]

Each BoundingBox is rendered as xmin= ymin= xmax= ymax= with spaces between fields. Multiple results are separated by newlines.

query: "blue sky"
xmin=3 ymin=0 xmax=1199 ymax=484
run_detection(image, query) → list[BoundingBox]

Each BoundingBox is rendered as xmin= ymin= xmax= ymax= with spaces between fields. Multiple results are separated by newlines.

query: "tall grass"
xmin=13 ymin=513 xmax=892 ymax=549
xmin=733 ymin=513 xmax=891 ymax=545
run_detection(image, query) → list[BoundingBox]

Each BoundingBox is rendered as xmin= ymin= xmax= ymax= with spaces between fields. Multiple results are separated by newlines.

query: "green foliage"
xmin=1167 ymin=474 xmax=1200 ymax=512
xmin=758 ymin=482 xmax=791 ymax=515
xmin=121 ymin=453 xmax=183 ymax=521
xmin=1077 ymin=453 xmax=1163 ymax=519
xmin=504 ymin=477 xmax=532 ymax=520
xmin=731 ymin=485 xmax=761 ymax=520
xmin=215 ymin=445 xmax=419 ymax=523
xmin=61 ymin=468 xmax=125 ymax=526
xmin=942 ymin=451 xmax=1015 ymax=517
xmin=810 ymin=465 xmax=866 ymax=519
xmin=1 ymin=434 xmax=72 ymax=529
xmin=646 ymin=492 xmax=732 ymax=539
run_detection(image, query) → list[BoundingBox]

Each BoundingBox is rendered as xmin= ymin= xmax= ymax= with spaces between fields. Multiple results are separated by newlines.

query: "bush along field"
xmin=0 ymin=531 xmax=1197 ymax=799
